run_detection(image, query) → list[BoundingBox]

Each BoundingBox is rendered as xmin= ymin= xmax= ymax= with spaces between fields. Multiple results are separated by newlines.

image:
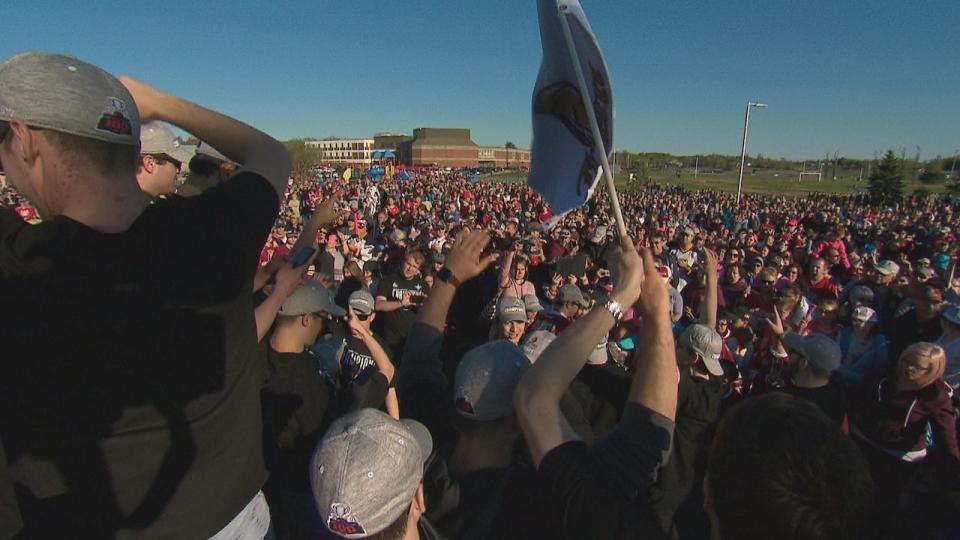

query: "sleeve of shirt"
xmin=396 ymin=321 xmax=449 ymax=438
xmin=591 ymin=402 xmax=676 ymax=499
xmin=186 ymin=172 xmax=279 ymax=282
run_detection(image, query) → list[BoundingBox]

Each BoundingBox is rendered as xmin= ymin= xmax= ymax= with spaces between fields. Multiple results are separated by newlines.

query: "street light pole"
xmin=736 ymin=101 xmax=767 ymax=204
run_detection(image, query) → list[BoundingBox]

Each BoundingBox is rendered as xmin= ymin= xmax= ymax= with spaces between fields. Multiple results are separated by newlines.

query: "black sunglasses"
xmin=354 ymin=312 xmax=372 ymax=321
xmin=0 ymin=121 xmax=9 ymax=141
xmin=151 ymin=154 xmax=182 ymax=172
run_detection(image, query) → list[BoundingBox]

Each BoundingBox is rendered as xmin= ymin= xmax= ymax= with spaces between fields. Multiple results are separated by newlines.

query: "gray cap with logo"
xmin=280 ymin=282 xmax=347 ymax=317
xmin=678 ymin=324 xmax=724 ymax=376
xmin=454 ymin=340 xmax=531 ymax=421
xmin=0 ymin=52 xmax=139 ymax=145
xmin=311 ymin=409 xmax=432 ymax=539
xmin=498 ymin=296 xmax=527 ymax=324
xmin=348 ymin=289 xmax=376 ymax=315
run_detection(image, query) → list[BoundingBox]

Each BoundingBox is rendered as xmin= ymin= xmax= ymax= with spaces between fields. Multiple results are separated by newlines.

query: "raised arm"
xmin=499 ymin=249 xmax=516 ymax=289
xmin=700 ymin=248 xmax=719 ymax=329
xmin=119 ymin=77 xmax=291 ymax=197
xmin=515 ymin=242 xmax=643 ymax=467
xmin=346 ymin=307 xmax=400 ymax=418
xmin=291 ymin=191 xmax=346 ymax=257
xmin=254 ymin=254 xmax=315 ymax=341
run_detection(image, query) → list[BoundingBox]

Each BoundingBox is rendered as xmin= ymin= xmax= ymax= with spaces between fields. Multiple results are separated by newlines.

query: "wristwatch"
xmin=437 ymin=266 xmax=461 ymax=287
xmin=600 ymin=299 xmax=623 ymax=323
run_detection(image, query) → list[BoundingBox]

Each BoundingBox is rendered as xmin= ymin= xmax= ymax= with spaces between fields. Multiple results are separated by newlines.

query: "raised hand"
xmin=635 ymin=248 xmax=670 ymax=320
xmin=443 ymin=229 xmax=497 ymax=283
xmin=607 ymin=241 xmax=644 ymax=308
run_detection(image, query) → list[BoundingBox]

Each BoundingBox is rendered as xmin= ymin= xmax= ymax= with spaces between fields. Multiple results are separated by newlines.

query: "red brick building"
xmin=396 ymin=128 xmax=529 ymax=169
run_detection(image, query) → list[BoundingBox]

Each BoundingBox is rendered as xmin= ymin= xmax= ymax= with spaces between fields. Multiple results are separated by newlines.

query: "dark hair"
xmin=708 ymin=393 xmax=873 ymax=540
xmin=44 ymin=129 xmax=138 ymax=177
xmin=366 ymin=504 xmax=410 ymax=540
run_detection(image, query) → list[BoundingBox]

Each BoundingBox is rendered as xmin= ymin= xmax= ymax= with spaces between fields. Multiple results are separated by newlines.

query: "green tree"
xmin=918 ymin=169 xmax=945 ymax=184
xmin=505 ymin=141 xmax=517 ymax=149
xmin=283 ymin=139 xmax=320 ymax=170
xmin=868 ymin=150 xmax=905 ymax=203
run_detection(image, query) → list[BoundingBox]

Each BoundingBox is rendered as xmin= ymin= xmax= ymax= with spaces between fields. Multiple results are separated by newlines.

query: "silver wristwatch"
xmin=601 ymin=299 xmax=623 ymax=323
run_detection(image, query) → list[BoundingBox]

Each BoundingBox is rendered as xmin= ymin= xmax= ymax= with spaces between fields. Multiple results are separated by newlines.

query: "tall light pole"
xmin=736 ymin=101 xmax=767 ymax=204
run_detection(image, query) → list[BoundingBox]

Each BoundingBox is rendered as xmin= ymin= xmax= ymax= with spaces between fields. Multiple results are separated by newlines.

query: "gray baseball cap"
xmin=348 ymin=289 xmax=375 ymax=315
xmin=311 ymin=409 xmax=432 ymax=539
xmin=523 ymin=294 xmax=543 ymax=313
xmin=557 ymin=284 xmax=588 ymax=307
xmin=497 ymin=296 xmax=527 ymax=324
xmin=194 ymin=140 xmax=233 ymax=164
xmin=0 ymin=52 xmax=139 ymax=145
xmin=140 ymin=121 xmax=193 ymax=164
xmin=453 ymin=340 xmax=530 ymax=421
xmin=521 ymin=330 xmax=555 ymax=363
xmin=280 ymin=282 xmax=347 ymax=317
xmin=873 ymin=260 xmax=901 ymax=276
xmin=678 ymin=324 xmax=724 ymax=376
xmin=783 ymin=332 xmax=841 ymax=372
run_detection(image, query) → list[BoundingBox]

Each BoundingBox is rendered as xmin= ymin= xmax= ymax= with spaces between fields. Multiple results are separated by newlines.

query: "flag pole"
xmin=556 ymin=1 xmax=628 ymax=242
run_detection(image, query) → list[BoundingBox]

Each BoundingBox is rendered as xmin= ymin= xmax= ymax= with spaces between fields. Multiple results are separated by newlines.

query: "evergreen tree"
xmin=868 ymin=150 xmax=904 ymax=204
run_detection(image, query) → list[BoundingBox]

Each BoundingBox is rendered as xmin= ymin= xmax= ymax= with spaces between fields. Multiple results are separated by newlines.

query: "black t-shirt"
xmin=783 ymin=379 xmax=848 ymax=424
xmin=262 ymin=347 xmax=332 ymax=493
xmin=0 ymin=172 xmax=278 ymax=539
xmin=537 ymin=403 xmax=674 ymax=540
xmin=648 ymin=371 xmax=723 ymax=534
xmin=425 ymin=445 xmax=560 ymax=540
xmin=340 ymin=332 xmax=393 ymax=384
xmin=568 ymin=362 xmax=633 ymax=438
xmin=376 ymin=272 xmax=427 ymax=345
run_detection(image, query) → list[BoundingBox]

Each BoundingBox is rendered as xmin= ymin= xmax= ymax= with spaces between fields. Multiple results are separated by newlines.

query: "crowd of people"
xmin=1 ymin=52 xmax=959 ymax=540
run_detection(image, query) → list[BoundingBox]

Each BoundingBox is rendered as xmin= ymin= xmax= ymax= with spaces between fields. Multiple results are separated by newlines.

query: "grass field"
xmin=483 ymin=169 xmax=946 ymax=196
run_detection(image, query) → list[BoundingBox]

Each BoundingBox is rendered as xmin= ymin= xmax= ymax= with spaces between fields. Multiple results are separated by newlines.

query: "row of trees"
xmin=868 ymin=150 xmax=960 ymax=203
xmin=611 ymin=150 xmax=957 ymax=182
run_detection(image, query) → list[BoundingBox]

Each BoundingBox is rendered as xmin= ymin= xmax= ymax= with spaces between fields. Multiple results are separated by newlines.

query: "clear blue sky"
xmin=4 ymin=0 xmax=958 ymax=160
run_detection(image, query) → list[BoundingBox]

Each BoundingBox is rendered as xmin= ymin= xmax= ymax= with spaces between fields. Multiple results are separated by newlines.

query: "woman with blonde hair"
xmin=850 ymin=342 xmax=958 ymax=520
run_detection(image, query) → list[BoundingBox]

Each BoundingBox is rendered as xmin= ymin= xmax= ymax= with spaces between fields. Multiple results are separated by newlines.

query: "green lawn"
xmin=483 ymin=169 xmax=945 ymax=196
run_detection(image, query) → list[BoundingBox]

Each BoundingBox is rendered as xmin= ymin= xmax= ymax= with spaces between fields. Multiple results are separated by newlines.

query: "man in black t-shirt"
xmin=375 ymin=249 xmax=428 ymax=355
xmin=339 ymin=289 xmax=398 ymax=418
xmin=264 ymin=283 xmax=344 ymax=538
xmin=0 ymin=53 xmax=291 ymax=538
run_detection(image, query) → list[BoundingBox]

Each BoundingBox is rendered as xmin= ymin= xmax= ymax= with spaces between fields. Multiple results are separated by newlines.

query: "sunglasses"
xmin=762 ymin=280 xmax=777 ymax=285
xmin=152 ymin=154 xmax=182 ymax=172
xmin=354 ymin=312 xmax=372 ymax=321
xmin=0 ymin=121 xmax=8 ymax=141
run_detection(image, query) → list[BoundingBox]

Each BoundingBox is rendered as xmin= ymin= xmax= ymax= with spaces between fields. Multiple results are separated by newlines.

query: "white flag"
xmin=528 ymin=0 xmax=614 ymax=227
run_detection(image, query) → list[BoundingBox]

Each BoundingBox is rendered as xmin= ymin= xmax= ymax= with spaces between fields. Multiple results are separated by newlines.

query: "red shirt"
xmin=808 ymin=276 xmax=838 ymax=301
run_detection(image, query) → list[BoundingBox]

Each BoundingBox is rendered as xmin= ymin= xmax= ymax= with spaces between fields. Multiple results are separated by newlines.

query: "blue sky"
xmin=3 ymin=0 xmax=958 ymax=160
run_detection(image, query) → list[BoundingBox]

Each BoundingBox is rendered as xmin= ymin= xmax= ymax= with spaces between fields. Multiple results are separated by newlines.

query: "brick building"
xmin=396 ymin=128 xmax=529 ymax=169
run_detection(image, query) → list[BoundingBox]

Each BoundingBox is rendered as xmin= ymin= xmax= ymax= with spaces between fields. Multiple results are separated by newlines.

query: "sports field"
xmin=483 ymin=169 xmax=946 ymax=196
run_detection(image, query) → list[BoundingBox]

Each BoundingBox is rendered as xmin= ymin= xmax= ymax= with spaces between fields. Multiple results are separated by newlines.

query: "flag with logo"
xmin=342 ymin=167 xmax=352 ymax=183
xmin=528 ymin=0 xmax=613 ymax=228
xmin=471 ymin=171 xmax=480 ymax=184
